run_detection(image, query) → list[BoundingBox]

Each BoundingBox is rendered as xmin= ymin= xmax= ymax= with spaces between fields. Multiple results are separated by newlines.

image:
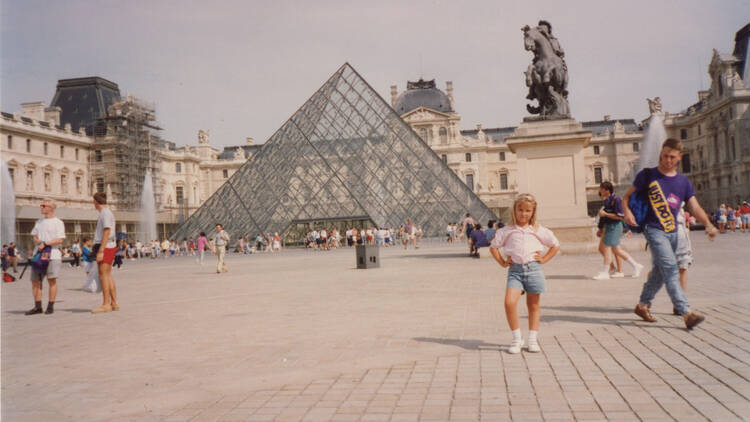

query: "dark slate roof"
xmin=50 ymin=77 xmax=121 ymax=135
xmin=460 ymin=119 xmax=642 ymax=143
xmin=218 ymin=144 xmax=263 ymax=160
xmin=393 ymin=78 xmax=453 ymax=115
xmin=732 ymin=23 xmax=750 ymax=81
xmin=1 ymin=112 xmax=13 ymax=119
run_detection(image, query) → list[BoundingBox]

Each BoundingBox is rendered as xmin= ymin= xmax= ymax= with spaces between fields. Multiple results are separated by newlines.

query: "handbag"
xmin=31 ymin=245 xmax=52 ymax=274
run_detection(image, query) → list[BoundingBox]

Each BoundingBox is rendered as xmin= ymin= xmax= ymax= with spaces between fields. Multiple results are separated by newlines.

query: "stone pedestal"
xmin=506 ymin=119 xmax=596 ymax=245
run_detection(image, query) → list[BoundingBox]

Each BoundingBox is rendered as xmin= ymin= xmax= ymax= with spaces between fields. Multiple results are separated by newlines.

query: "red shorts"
xmin=102 ymin=247 xmax=117 ymax=265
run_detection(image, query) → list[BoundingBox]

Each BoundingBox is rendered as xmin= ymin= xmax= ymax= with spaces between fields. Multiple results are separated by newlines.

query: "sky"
xmin=2 ymin=0 xmax=749 ymax=149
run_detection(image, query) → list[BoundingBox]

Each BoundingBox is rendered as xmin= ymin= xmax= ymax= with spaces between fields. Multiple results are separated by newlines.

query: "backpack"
xmin=627 ymin=168 xmax=652 ymax=233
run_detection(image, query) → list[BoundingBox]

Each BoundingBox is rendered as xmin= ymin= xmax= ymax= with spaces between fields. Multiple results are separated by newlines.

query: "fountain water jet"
xmin=1 ymin=160 xmax=16 ymax=245
xmin=139 ymin=170 xmax=157 ymax=243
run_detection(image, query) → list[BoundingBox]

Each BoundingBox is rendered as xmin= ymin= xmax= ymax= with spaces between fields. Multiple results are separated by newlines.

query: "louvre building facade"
xmin=171 ymin=64 xmax=496 ymax=243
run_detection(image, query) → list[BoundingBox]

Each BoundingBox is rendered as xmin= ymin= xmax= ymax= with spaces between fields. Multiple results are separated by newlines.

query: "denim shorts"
xmin=506 ymin=261 xmax=546 ymax=294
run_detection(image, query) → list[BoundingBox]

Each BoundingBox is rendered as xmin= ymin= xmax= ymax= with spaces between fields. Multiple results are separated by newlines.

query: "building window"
xmin=441 ymin=154 xmax=447 ymax=163
xmin=76 ymin=176 xmax=82 ymax=194
xmin=75 ymin=148 xmax=79 ymax=160
xmin=500 ymin=173 xmax=508 ymax=190
xmin=176 ymin=186 xmax=184 ymax=204
xmin=26 ymin=139 xmax=31 ymax=153
xmin=44 ymin=172 xmax=51 ymax=191
xmin=43 ymin=142 xmax=48 ymax=155
xmin=96 ymin=178 xmax=104 ymax=193
xmin=593 ymin=145 xmax=600 ymax=155
xmin=222 ymin=169 xmax=229 ymax=178
xmin=8 ymin=168 xmax=14 ymax=185
xmin=95 ymin=150 xmax=102 ymax=162
xmin=594 ymin=167 xmax=603 ymax=184
xmin=60 ymin=145 xmax=65 ymax=158
xmin=465 ymin=153 xmax=471 ymax=162
xmin=465 ymin=174 xmax=474 ymax=191
xmin=697 ymin=125 xmax=701 ymax=136
xmin=680 ymin=128 xmax=687 ymax=140
xmin=419 ymin=128 xmax=428 ymax=142
xmin=730 ymin=136 xmax=736 ymax=161
xmin=714 ymin=137 xmax=719 ymax=164
xmin=682 ymin=154 xmax=691 ymax=174
xmin=176 ymin=162 xmax=182 ymax=173
xmin=61 ymin=174 xmax=68 ymax=193
xmin=6 ymin=135 xmax=12 ymax=149
xmin=26 ymin=170 xmax=33 ymax=190
xmin=499 ymin=151 xmax=506 ymax=161
xmin=633 ymin=142 xmax=639 ymax=152
xmin=439 ymin=127 xmax=448 ymax=145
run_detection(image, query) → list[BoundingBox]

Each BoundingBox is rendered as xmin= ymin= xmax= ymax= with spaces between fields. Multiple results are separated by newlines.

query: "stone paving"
xmin=2 ymin=233 xmax=749 ymax=421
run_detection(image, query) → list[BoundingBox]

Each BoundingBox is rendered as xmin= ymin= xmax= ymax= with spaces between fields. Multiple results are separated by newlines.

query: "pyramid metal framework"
xmin=171 ymin=63 xmax=495 ymax=242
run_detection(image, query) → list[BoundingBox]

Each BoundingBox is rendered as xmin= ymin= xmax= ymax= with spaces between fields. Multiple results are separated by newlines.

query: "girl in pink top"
xmin=196 ymin=232 xmax=208 ymax=266
xmin=490 ymin=193 xmax=560 ymax=354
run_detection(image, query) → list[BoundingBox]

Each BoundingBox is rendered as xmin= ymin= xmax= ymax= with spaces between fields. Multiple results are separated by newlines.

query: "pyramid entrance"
xmin=171 ymin=63 xmax=495 ymax=243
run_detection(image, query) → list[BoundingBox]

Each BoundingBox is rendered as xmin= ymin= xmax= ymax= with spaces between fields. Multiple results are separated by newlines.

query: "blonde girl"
xmin=489 ymin=193 xmax=560 ymax=354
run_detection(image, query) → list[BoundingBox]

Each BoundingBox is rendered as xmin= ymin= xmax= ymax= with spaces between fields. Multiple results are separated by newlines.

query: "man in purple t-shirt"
xmin=623 ymin=138 xmax=717 ymax=330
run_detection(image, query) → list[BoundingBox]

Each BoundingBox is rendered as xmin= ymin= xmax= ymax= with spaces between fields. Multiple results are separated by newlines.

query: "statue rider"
xmin=537 ymin=20 xmax=565 ymax=60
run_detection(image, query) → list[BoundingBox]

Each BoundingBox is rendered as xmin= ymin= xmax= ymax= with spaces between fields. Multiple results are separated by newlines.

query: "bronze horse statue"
xmin=522 ymin=24 xmax=570 ymax=119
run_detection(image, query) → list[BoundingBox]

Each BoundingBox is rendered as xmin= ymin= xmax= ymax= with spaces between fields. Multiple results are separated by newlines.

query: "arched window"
xmin=439 ymin=127 xmax=448 ymax=145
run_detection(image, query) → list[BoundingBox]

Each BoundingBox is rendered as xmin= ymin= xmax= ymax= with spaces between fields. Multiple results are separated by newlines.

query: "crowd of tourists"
xmin=303 ymin=222 xmax=424 ymax=250
xmin=712 ymin=201 xmax=750 ymax=233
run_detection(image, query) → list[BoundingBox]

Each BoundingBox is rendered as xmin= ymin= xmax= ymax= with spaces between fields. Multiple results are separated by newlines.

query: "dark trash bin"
xmin=356 ymin=245 xmax=380 ymax=269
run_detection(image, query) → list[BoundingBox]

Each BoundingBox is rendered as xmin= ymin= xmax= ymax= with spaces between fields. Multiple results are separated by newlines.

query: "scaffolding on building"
xmin=91 ymin=94 xmax=164 ymax=211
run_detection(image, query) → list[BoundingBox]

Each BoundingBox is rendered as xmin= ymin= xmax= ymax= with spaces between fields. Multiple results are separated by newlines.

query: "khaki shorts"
xmin=31 ymin=260 xmax=62 ymax=281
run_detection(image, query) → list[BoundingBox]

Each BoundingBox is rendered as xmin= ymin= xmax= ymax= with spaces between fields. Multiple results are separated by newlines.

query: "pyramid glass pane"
xmin=171 ymin=63 xmax=496 ymax=242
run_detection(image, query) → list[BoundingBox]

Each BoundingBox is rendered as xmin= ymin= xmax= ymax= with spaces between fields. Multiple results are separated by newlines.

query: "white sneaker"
xmin=527 ymin=342 xmax=541 ymax=353
xmin=508 ymin=339 xmax=524 ymax=354
xmin=632 ymin=263 xmax=644 ymax=278
xmin=611 ymin=272 xmax=625 ymax=278
xmin=592 ymin=271 xmax=610 ymax=280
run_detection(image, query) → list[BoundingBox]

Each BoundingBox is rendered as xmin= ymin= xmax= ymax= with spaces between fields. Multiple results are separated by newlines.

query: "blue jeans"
xmin=639 ymin=225 xmax=689 ymax=315
xmin=507 ymin=262 xmax=546 ymax=294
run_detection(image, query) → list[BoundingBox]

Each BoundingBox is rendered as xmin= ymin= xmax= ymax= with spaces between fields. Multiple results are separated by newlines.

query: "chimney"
xmin=446 ymin=81 xmax=455 ymax=110
xmin=21 ymin=101 xmax=46 ymax=121
xmin=246 ymin=137 xmax=254 ymax=145
xmin=603 ymin=115 xmax=611 ymax=121
xmin=390 ymin=85 xmax=398 ymax=107
xmin=45 ymin=106 xmax=62 ymax=126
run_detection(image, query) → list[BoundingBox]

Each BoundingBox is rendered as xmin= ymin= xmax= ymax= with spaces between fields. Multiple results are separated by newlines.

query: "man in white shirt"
xmin=26 ymin=199 xmax=66 ymax=315
xmin=214 ymin=224 xmax=229 ymax=273
xmin=92 ymin=192 xmax=119 ymax=314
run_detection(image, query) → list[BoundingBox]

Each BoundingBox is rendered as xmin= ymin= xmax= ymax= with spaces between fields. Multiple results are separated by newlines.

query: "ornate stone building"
xmin=662 ymin=23 xmax=750 ymax=209
xmin=390 ymin=79 xmax=644 ymax=221
xmin=1 ymin=77 xmax=256 ymax=249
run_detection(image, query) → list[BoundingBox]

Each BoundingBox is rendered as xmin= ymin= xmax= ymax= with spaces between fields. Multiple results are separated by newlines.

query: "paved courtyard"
xmin=2 ymin=233 xmax=749 ymax=421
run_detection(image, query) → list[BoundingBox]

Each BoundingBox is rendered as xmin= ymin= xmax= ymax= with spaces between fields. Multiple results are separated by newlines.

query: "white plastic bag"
xmin=82 ymin=261 xmax=101 ymax=293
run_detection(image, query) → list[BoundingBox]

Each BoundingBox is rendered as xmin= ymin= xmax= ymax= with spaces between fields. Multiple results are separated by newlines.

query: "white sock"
xmin=511 ymin=328 xmax=522 ymax=342
xmin=528 ymin=330 xmax=538 ymax=344
xmin=601 ymin=265 xmax=610 ymax=274
xmin=627 ymin=257 xmax=638 ymax=267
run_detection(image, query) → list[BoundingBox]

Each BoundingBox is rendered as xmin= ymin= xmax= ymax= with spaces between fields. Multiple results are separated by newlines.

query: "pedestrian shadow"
xmin=545 ymin=305 xmax=633 ymax=314
xmin=412 ymin=337 xmax=501 ymax=351
xmin=396 ymin=253 xmax=469 ymax=260
xmin=62 ymin=308 xmax=91 ymax=313
xmin=546 ymin=275 xmax=588 ymax=280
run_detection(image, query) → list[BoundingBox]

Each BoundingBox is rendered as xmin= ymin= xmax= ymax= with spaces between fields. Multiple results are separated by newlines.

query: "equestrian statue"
xmin=522 ymin=20 xmax=570 ymax=119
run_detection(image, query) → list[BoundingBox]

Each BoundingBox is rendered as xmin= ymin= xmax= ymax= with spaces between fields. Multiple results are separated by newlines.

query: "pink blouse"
xmin=490 ymin=224 xmax=559 ymax=264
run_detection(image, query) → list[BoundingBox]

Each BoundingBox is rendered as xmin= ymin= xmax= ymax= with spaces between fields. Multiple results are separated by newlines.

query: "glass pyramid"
xmin=171 ymin=63 xmax=496 ymax=243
